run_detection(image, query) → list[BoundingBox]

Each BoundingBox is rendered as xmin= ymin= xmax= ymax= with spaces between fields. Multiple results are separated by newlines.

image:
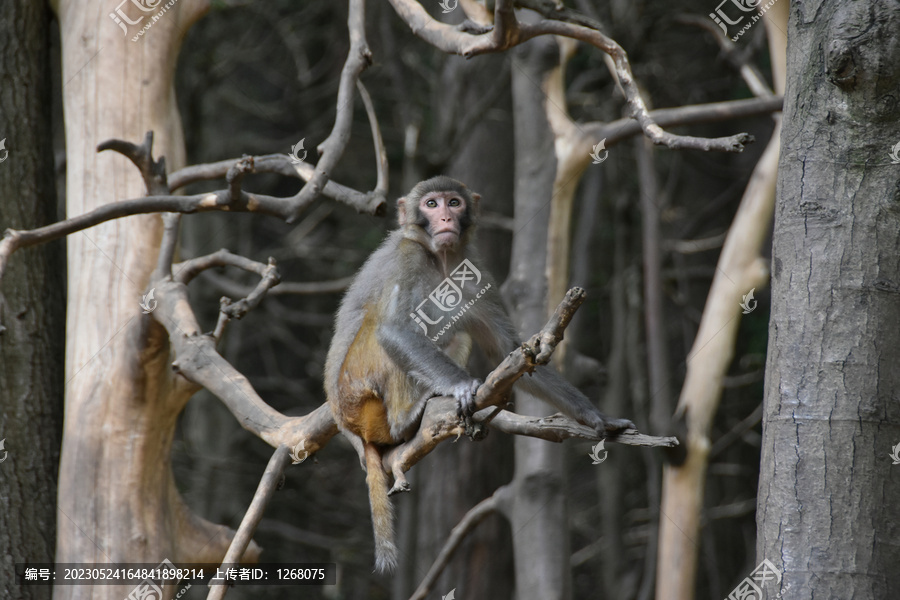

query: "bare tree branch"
xmin=409 ymin=488 xmax=510 ymax=600
xmin=207 ymin=445 xmax=293 ymax=600
xmin=177 ymin=252 xmax=281 ymax=342
xmin=488 ymin=412 xmax=678 ymax=446
xmin=289 ymin=0 xmax=373 ymax=222
xmin=586 ymin=95 xmax=782 ymax=149
xmin=167 ymin=154 xmax=382 ymax=214
xmin=202 ymin=271 xmax=354 ymax=297
xmin=97 ymin=130 xmax=170 ymax=196
xmin=515 ymin=0 xmax=606 ymax=31
xmin=658 ymin=115 xmax=783 ymax=600
xmin=356 ymin=80 xmax=389 ymax=202
xmin=157 ymin=213 xmax=181 ymax=278
xmin=387 ymin=0 xmax=757 ymax=152
xmin=0 ymin=148 xmax=388 ymax=284
xmin=2 ymin=93 xmax=774 ymax=283
xmin=175 ymin=248 xmax=275 ymax=285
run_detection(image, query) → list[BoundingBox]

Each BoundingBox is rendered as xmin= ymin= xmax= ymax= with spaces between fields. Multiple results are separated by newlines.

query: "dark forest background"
xmin=123 ymin=1 xmax=777 ymax=598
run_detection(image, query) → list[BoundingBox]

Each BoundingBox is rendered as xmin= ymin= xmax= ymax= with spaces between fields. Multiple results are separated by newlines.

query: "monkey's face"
xmin=398 ymin=177 xmax=479 ymax=254
xmin=416 ymin=191 xmax=469 ymax=251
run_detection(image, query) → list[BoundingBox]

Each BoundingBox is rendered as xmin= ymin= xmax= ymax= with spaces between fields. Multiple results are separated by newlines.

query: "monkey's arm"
xmin=376 ymin=319 xmax=481 ymax=415
xmin=470 ymin=295 xmax=634 ymax=435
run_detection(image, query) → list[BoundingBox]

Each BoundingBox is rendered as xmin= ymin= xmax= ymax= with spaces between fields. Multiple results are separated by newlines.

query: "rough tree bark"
xmin=0 ymin=2 xmax=65 ymax=598
xmin=758 ymin=1 xmax=900 ymax=597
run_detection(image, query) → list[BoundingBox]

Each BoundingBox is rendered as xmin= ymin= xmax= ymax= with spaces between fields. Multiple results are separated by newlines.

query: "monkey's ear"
xmin=397 ymin=197 xmax=407 ymax=226
xmin=471 ymin=192 xmax=481 ymax=202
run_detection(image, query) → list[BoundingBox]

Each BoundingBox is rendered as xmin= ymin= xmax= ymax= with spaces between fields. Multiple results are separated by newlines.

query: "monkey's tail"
xmin=364 ymin=442 xmax=398 ymax=573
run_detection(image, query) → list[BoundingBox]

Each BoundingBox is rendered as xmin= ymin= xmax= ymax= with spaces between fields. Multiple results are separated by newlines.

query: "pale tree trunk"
xmin=50 ymin=2 xmax=249 ymax=599
xmin=758 ymin=1 xmax=900 ymax=596
xmin=504 ymin=37 xmax=571 ymax=600
xmin=0 ymin=1 xmax=64 ymax=598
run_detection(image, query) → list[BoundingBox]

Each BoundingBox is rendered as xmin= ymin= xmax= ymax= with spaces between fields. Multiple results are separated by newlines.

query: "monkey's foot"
xmin=454 ymin=379 xmax=482 ymax=418
xmin=595 ymin=416 xmax=636 ymax=437
xmin=388 ymin=477 xmax=411 ymax=496
xmin=464 ymin=416 xmax=490 ymax=441
xmin=585 ymin=413 xmax=636 ymax=438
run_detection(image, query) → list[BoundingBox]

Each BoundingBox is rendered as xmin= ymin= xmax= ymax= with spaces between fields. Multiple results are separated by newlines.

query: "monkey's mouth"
xmin=432 ymin=229 xmax=459 ymax=245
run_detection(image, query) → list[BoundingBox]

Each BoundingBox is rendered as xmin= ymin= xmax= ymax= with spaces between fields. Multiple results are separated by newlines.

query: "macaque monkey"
xmin=325 ymin=176 xmax=634 ymax=573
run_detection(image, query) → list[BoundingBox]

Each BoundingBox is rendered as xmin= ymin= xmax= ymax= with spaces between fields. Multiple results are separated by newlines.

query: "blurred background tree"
xmin=0 ymin=1 xmax=793 ymax=599
xmin=168 ymin=2 xmax=776 ymax=598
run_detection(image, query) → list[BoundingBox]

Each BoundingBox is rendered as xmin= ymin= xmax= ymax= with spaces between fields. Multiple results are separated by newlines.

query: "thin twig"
xmin=387 ymin=0 xmax=758 ymax=152
xmin=408 ymin=489 xmax=506 ymax=600
xmin=585 ymin=95 xmax=782 ymax=148
xmin=356 ymin=79 xmax=389 ymax=201
xmin=167 ymin=154 xmax=382 ymax=214
xmin=206 ymin=445 xmax=292 ymax=600
xmin=97 ymin=130 xmax=170 ymax=196
xmin=157 ymin=213 xmax=181 ymax=278
xmin=175 ymin=248 xmax=275 ymax=285
xmin=288 ymin=0 xmax=373 ymax=221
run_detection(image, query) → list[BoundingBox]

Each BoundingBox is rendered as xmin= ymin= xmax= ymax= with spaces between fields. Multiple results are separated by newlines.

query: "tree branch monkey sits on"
xmin=325 ymin=176 xmax=634 ymax=573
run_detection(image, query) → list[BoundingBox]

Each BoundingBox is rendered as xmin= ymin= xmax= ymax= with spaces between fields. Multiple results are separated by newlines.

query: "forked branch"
xmin=387 ymin=0 xmax=755 ymax=152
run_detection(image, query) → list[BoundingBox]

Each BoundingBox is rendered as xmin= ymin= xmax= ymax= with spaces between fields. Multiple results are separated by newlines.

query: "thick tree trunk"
xmin=758 ymin=1 xmax=900 ymax=597
xmin=0 ymin=2 xmax=65 ymax=598
xmin=50 ymin=2 xmax=242 ymax=599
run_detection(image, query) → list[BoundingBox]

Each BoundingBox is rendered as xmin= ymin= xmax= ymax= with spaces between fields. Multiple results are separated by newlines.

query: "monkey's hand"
xmin=452 ymin=379 xmax=482 ymax=418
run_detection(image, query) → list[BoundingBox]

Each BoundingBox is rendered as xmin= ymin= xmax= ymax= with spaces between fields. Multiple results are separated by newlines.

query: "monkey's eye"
xmin=449 ymin=198 xmax=461 ymax=207
xmin=426 ymin=199 xmax=438 ymax=208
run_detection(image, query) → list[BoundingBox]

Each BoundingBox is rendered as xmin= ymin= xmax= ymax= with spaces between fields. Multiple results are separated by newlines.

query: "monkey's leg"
xmin=343 ymin=428 xmax=367 ymax=471
xmin=384 ymin=385 xmax=432 ymax=496
xmin=388 ymin=465 xmax=410 ymax=496
xmin=520 ymin=369 xmax=635 ymax=434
